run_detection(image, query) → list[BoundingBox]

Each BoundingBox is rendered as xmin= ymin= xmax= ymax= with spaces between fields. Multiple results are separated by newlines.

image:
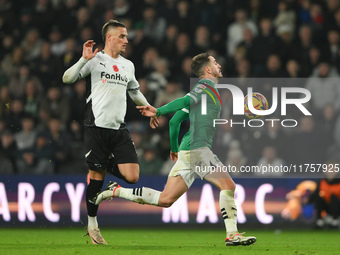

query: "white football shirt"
xmin=79 ymin=51 xmax=139 ymax=130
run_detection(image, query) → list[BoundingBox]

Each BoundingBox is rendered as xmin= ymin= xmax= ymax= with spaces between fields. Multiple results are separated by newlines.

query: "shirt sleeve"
xmin=186 ymin=83 xmax=207 ymax=104
xmin=169 ymin=108 xmax=189 ymax=153
xmin=128 ymin=89 xmax=149 ymax=106
xmin=127 ymin=61 xmax=139 ymax=91
xmin=156 ymin=95 xmax=191 ymax=116
xmin=62 ymin=57 xmax=92 ymax=84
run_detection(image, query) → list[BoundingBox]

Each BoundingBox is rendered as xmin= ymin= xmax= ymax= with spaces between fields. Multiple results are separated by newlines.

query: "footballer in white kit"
xmin=63 ymin=20 xmax=158 ymax=245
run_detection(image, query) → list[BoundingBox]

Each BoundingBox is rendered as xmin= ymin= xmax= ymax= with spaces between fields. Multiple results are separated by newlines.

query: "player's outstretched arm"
xmin=62 ymin=40 xmax=98 ymax=84
xmin=136 ymin=105 xmax=157 ymax=117
xmin=137 ymin=95 xmax=191 ymax=118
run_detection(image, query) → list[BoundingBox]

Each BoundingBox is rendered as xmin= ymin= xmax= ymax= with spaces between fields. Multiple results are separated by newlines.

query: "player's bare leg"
xmin=158 ymin=176 xmax=188 ymax=207
xmin=117 ymin=163 xmax=140 ymax=184
xmin=205 ymin=172 xmax=256 ymax=246
xmin=85 ymin=169 xmax=107 ymax=244
xmin=95 ymin=175 xmax=188 ymax=208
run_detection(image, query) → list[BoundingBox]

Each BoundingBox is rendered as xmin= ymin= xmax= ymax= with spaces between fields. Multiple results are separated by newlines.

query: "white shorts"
xmin=168 ymin=147 xmax=224 ymax=188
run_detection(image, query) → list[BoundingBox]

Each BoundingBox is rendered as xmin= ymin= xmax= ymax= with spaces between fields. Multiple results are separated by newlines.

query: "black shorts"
xmin=84 ymin=126 xmax=138 ymax=171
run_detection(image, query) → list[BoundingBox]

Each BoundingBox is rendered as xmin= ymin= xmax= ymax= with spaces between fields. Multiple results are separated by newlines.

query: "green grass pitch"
xmin=0 ymin=228 xmax=339 ymax=255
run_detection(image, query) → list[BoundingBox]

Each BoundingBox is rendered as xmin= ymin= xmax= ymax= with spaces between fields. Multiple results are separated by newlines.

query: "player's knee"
xmin=159 ymin=197 xmax=175 ymax=208
xmin=126 ymin=175 xmax=139 ymax=184
xmin=220 ymin=180 xmax=236 ymax=191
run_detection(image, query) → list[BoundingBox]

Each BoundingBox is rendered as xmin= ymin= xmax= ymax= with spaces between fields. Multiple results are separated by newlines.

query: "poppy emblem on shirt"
xmin=113 ymin=65 xmax=119 ymax=72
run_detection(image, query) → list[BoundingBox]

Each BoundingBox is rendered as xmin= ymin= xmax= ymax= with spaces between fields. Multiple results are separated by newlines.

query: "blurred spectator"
xmin=291 ymin=25 xmax=314 ymax=69
xmin=0 ymin=119 xmax=4 ymax=136
xmin=262 ymin=54 xmax=286 ymax=78
xmin=193 ymin=26 xmax=210 ymax=53
xmin=40 ymin=86 xmax=70 ymax=127
xmin=308 ymin=163 xmax=340 ymax=229
xmin=75 ymin=7 xmax=92 ymax=33
xmin=291 ymin=116 xmax=324 ymax=165
xmin=273 ymin=1 xmax=296 ymax=36
xmin=154 ymin=81 xmax=186 ymax=108
xmin=5 ymin=98 xmax=25 ymax=132
xmin=298 ymin=0 xmax=312 ymax=24
xmin=13 ymin=7 xmax=35 ymax=40
xmin=14 ymin=114 xmax=37 ymax=151
xmin=147 ymin=58 xmax=170 ymax=91
xmin=147 ymin=116 xmax=171 ymax=160
xmin=1 ymin=46 xmax=24 ymax=78
xmin=59 ymin=38 xmax=79 ymax=74
xmin=277 ymin=24 xmax=294 ymax=64
xmin=226 ymin=9 xmax=257 ymax=57
xmin=300 ymin=46 xmax=321 ymax=77
xmin=31 ymin=42 xmax=58 ymax=89
xmin=58 ymin=0 xmax=78 ymax=37
xmin=113 ymin=0 xmax=134 ymax=21
xmin=251 ymin=18 xmax=282 ymax=76
xmin=238 ymin=28 xmax=255 ymax=62
xmin=21 ymin=28 xmax=44 ymax=62
xmin=49 ymin=26 xmax=66 ymax=57
xmin=22 ymin=79 xmax=43 ymax=118
xmin=69 ymin=80 xmax=85 ymax=124
xmin=305 ymin=62 xmax=340 ymax=113
xmin=171 ymin=32 xmax=192 ymax=68
xmin=0 ymin=86 xmax=11 ymax=119
xmin=308 ymin=4 xmax=326 ymax=43
xmin=332 ymin=8 xmax=340 ymax=32
xmin=322 ymin=30 xmax=340 ymax=73
xmin=37 ymin=108 xmax=51 ymax=131
xmin=8 ymin=64 xmax=43 ymax=99
xmin=142 ymin=7 xmax=166 ymax=43
xmin=0 ymin=129 xmax=17 ymax=174
xmin=261 ymin=120 xmax=291 ymax=163
xmin=316 ymin=104 xmax=338 ymax=156
xmin=159 ymin=24 xmax=178 ymax=59
xmin=0 ymin=35 xmax=14 ymax=61
xmin=234 ymin=59 xmax=252 ymax=93
xmin=225 ymin=140 xmax=247 ymax=176
xmin=175 ymin=57 xmax=193 ymax=92
xmin=68 ymin=79 xmax=85 ymax=141
xmin=173 ymin=1 xmax=192 ymax=34
xmin=34 ymin=0 xmax=56 ymax=36
xmin=285 ymin=59 xmax=302 ymax=78
xmin=325 ymin=0 xmax=340 ymax=22
xmin=47 ymin=117 xmax=71 ymax=172
xmin=16 ymin=131 xmax=55 ymax=174
xmin=140 ymin=47 xmax=159 ymax=80
xmin=256 ymin=145 xmax=286 ymax=177
xmin=139 ymin=145 xmax=164 ymax=175
xmin=86 ymin=0 xmax=104 ymax=29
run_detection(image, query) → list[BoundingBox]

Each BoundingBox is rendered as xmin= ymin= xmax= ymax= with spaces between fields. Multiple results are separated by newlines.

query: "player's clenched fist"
xmin=82 ymin=40 xmax=98 ymax=60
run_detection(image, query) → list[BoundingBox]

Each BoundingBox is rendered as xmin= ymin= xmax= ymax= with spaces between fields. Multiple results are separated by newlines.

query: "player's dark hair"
xmin=102 ymin=19 xmax=126 ymax=43
xmin=191 ymin=52 xmax=211 ymax=78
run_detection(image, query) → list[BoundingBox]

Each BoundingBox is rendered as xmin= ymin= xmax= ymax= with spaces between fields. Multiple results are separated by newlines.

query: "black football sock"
xmin=86 ymin=179 xmax=104 ymax=217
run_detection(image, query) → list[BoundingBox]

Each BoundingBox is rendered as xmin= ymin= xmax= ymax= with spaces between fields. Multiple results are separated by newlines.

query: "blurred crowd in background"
xmin=1 ymin=0 xmax=340 ymax=175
